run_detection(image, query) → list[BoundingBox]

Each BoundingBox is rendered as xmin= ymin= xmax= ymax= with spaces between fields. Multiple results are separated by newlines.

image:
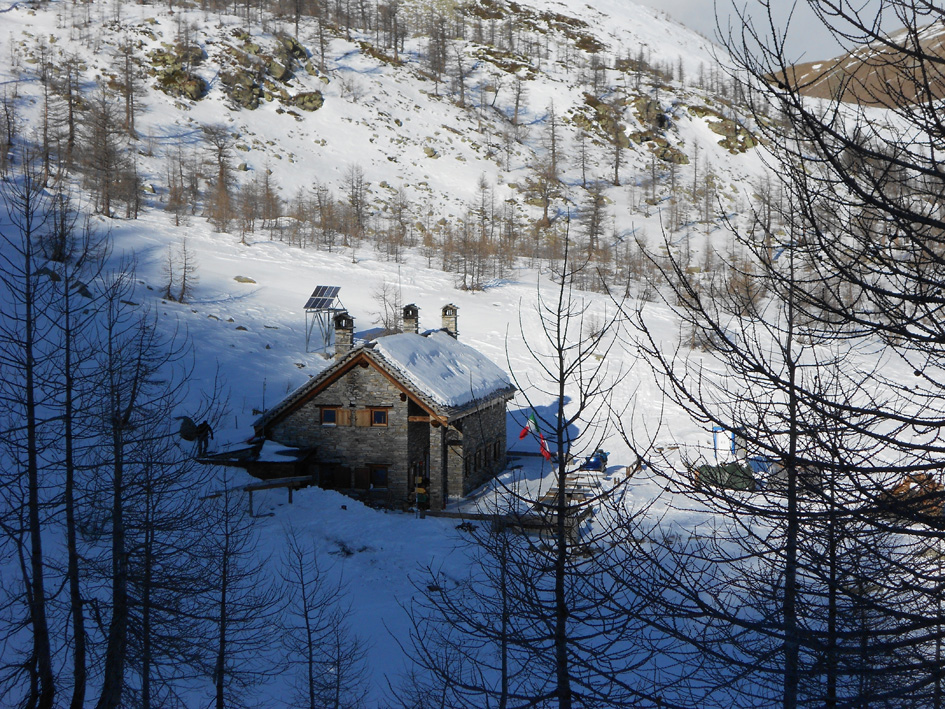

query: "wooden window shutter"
xmin=355 ymin=409 xmax=371 ymax=427
xmin=337 ymin=409 xmax=352 ymax=426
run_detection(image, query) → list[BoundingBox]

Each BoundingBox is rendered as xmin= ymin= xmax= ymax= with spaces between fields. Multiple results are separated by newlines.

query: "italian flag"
xmin=519 ymin=414 xmax=552 ymax=461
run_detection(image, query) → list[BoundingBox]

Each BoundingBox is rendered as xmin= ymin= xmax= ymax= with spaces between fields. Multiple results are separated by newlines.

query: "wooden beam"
xmin=242 ymin=475 xmax=314 ymax=493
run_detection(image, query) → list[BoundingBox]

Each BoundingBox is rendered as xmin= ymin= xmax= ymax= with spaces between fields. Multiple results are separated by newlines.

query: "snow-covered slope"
xmin=0 ymin=0 xmax=766 ymax=243
xmin=0 ymin=0 xmax=776 ymax=703
xmin=0 ymin=0 xmax=772 ymax=444
xmin=781 ymin=19 xmax=945 ymax=105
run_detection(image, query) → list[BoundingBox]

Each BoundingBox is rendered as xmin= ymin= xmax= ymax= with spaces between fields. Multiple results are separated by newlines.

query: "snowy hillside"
xmin=0 ymin=0 xmax=765 ymax=251
xmin=0 ymin=0 xmax=765 ymax=449
xmin=0 ymin=0 xmax=785 ymax=705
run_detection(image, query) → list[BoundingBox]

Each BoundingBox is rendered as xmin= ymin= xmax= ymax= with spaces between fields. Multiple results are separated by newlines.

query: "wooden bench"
xmin=202 ymin=475 xmax=315 ymax=517
xmin=243 ymin=475 xmax=315 ymax=515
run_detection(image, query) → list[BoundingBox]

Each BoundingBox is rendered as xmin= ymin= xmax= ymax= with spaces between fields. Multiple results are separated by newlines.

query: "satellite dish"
xmin=175 ymin=416 xmax=198 ymax=441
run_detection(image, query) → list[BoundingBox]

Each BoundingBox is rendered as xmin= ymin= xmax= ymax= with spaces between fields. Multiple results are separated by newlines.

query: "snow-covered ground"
xmin=0 ymin=0 xmax=820 ymax=702
xmin=96 ymin=198 xmax=708 ymax=702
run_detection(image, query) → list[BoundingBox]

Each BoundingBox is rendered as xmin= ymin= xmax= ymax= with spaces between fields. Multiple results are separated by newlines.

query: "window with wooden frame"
xmin=320 ymin=406 xmax=350 ymax=426
xmin=369 ymin=464 xmax=389 ymax=488
xmin=370 ymin=408 xmax=388 ymax=426
xmin=320 ymin=406 xmax=339 ymax=425
xmin=354 ymin=407 xmax=390 ymax=427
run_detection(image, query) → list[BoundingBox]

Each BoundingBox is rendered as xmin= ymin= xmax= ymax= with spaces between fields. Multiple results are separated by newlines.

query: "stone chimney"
xmin=333 ymin=311 xmax=355 ymax=359
xmin=403 ymin=304 xmax=420 ymax=334
xmin=441 ymin=303 xmax=459 ymax=339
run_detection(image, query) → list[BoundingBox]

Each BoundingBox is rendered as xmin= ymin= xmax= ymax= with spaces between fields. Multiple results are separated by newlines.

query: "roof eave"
xmin=254 ymin=346 xmax=453 ymax=433
xmin=252 ymin=346 xmax=372 ymax=432
xmin=442 ymin=386 xmax=517 ymax=423
xmin=254 ymin=345 xmax=516 ymax=434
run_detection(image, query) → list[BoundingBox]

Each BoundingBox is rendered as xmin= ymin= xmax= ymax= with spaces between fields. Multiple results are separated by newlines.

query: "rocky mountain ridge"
xmin=782 ymin=20 xmax=945 ymax=106
xmin=0 ymin=0 xmax=770 ymax=290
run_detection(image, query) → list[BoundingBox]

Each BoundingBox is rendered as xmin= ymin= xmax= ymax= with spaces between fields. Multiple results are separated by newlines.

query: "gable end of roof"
xmin=253 ymin=348 xmax=445 ymax=434
xmin=254 ymin=334 xmax=516 ymax=433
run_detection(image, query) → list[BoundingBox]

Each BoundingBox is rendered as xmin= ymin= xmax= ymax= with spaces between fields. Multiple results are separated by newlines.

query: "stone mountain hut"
xmin=240 ymin=304 xmax=515 ymax=509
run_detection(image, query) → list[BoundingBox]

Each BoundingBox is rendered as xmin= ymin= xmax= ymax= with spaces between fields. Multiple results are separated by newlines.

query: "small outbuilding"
xmin=244 ymin=305 xmax=516 ymax=509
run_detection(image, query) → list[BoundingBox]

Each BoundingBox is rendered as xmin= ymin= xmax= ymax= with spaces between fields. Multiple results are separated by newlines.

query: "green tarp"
xmin=694 ymin=462 xmax=757 ymax=491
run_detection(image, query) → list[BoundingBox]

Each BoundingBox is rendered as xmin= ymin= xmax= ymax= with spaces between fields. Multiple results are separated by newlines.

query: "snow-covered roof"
xmin=255 ymin=440 xmax=315 ymax=462
xmin=371 ymin=330 xmax=513 ymax=410
xmin=254 ymin=330 xmax=514 ymax=431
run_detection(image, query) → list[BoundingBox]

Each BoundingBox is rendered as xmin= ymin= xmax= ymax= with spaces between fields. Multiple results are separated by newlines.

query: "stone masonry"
xmin=256 ymin=307 xmax=515 ymax=509
xmin=267 ymin=361 xmax=508 ymax=508
xmin=269 ymin=363 xmax=415 ymax=503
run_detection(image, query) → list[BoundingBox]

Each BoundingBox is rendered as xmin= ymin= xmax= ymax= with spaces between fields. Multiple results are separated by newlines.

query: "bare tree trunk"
xmin=95 ymin=292 xmax=145 ymax=709
xmin=3 ymin=159 xmax=58 ymax=709
xmin=141 ymin=514 xmax=153 ymax=709
xmin=95 ymin=404 xmax=128 ymax=709
xmin=58 ymin=211 xmax=88 ymax=709
xmin=783 ymin=279 xmax=799 ymax=709
xmin=553 ymin=359 xmax=572 ymax=709
xmin=214 ymin=544 xmax=229 ymax=709
xmin=28 ymin=221 xmax=55 ymax=709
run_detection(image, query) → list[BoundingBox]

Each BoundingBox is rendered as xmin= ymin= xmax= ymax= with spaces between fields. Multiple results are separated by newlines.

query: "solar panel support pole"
xmin=305 ymin=308 xmax=340 ymax=353
xmin=302 ymin=286 xmax=343 ymax=354
xmin=304 ymin=309 xmax=318 ymax=353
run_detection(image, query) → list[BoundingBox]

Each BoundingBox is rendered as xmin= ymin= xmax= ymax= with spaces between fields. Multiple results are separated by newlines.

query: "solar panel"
xmin=303 ymin=286 xmax=341 ymax=310
xmin=312 ymin=285 xmax=340 ymax=298
xmin=305 ymin=297 xmax=336 ymax=310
